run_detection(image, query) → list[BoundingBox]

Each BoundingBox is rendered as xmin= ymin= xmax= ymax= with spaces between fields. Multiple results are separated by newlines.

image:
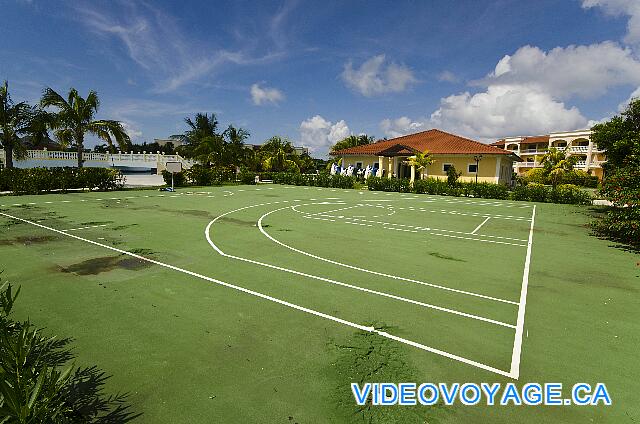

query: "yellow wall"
xmin=339 ymin=154 xmax=515 ymax=183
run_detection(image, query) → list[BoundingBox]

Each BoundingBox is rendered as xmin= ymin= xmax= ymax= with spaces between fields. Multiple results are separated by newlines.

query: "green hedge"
xmin=521 ymin=168 xmax=599 ymax=188
xmin=272 ymin=172 xmax=357 ymax=189
xmin=162 ymin=164 xmax=235 ymax=187
xmin=0 ymin=167 xmax=124 ymax=195
xmin=511 ymin=183 xmax=592 ymax=204
xmin=364 ymin=176 xmax=591 ymax=205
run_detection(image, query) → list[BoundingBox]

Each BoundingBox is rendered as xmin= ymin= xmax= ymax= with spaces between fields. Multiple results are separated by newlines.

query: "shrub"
xmin=511 ymin=183 xmax=592 ymax=204
xmin=592 ymin=165 xmax=640 ymax=249
xmin=523 ymin=168 xmax=548 ymax=184
xmin=161 ymin=169 xmax=187 ymax=187
xmin=273 ymin=172 xmax=357 ymax=189
xmin=446 ymin=165 xmax=462 ymax=186
xmin=0 ymin=167 xmax=123 ymax=194
xmin=0 ymin=279 xmax=139 ymax=422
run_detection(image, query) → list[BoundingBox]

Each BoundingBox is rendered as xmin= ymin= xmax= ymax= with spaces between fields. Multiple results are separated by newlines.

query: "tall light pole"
xmin=473 ymin=155 xmax=483 ymax=184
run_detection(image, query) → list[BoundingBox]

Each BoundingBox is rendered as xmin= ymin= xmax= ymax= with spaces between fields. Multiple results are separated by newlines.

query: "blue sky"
xmin=2 ymin=0 xmax=640 ymax=156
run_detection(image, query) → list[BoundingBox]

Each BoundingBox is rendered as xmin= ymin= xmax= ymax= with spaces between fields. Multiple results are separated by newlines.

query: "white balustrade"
xmin=0 ymin=149 xmax=196 ymax=170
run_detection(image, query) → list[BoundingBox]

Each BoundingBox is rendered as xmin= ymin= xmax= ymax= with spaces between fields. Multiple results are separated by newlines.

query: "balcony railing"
xmin=570 ymin=146 xmax=589 ymax=153
xmin=519 ymin=149 xmax=548 ymax=154
xmin=517 ymin=162 xmax=539 ymax=167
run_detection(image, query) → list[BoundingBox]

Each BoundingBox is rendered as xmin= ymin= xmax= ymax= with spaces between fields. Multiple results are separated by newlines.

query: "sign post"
xmin=165 ymin=161 xmax=182 ymax=191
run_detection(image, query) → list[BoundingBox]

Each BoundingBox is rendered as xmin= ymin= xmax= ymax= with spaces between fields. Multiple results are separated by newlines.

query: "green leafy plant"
xmin=0 ymin=167 xmax=123 ymax=194
xmin=0 ymin=279 xmax=139 ymax=423
xmin=446 ymin=165 xmax=461 ymax=186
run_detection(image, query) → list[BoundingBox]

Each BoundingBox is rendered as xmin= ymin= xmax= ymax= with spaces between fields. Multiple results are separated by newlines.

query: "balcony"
xmin=570 ymin=145 xmax=589 ymax=153
xmin=519 ymin=149 xmax=548 ymax=154
xmin=517 ymin=162 xmax=539 ymax=167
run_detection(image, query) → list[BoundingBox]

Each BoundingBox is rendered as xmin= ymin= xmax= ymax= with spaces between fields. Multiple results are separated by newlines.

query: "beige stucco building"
xmin=492 ymin=129 xmax=606 ymax=180
xmin=331 ymin=129 xmax=521 ymax=184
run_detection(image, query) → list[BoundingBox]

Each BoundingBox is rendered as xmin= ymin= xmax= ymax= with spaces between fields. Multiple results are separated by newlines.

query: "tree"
xmin=260 ymin=136 xmax=299 ymax=172
xmin=407 ymin=150 xmax=434 ymax=179
xmin=179 ymin=114 xmax=250 ymax=169
xmin=538 ymin=147 xmax=578 ymax=188
xmin=591 ymin=98 xmax=640 ymax=170
xmin=0 ymin=81 xmax=49 ymax=169
xmin=223 ymin=125 xmax=250 ymax=168
xmin=330 ymin=134 xmax=375 ymax=153
xmin=40 ymin=88 xmax=130 ymax=168
xmin=590 ymin=98 xmax=640 ymax=250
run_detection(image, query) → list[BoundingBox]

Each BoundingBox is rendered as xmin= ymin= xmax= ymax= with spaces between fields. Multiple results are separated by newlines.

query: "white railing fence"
xmin=0 ymin=149 xmax=196 ymax=172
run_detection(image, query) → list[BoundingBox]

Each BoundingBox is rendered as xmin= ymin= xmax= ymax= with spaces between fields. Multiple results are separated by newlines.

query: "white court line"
xmin=471 ymin=217 xmax=491 ymax=235
xmin=304 ymin=215 xmax=526 ymax=248
xmin=259 ymin=204 xmax=518 ymax=305
xmin=207 ymin=203 xmax=515 ymax=328
xmin=304 ymin=211 xmax=528 ymax=244
xmin=62 ymin=224 xmax=108 ymax=232
xmin=509 ymin=204 xmax=536 ymax=380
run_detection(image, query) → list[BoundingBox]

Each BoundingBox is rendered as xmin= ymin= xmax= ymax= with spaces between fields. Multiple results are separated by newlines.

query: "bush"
xmin=273 ymin=172 xmax=357 ymax=189
xmin=0 ymin=279 xmax=139 ymax=422
xmin=161 ymin=164 xmax=234 ymax=187
xmin=0 ymin=167 xmax=123 ymax=195
xmin=592 ymin=166 xmax=640 ymax=249
xmin=366 ymin=176 xmax=411 ymax=192
xmin=511 ymin=182 xmax=548 ymax=202
xmin=511 ymin=183 xmax=592 ymax=204
xmin=520 ymin=168 xmax=599 ymax=188
xmin=161 ymin=169 xmax=187 ymax=187
xmin=523 ymin=168 xmax=548 ymax=184
xmin=446 ymin=165 xmax=461 ymax=186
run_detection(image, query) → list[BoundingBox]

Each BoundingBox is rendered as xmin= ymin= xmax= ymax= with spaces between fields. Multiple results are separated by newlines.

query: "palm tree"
xmin=0 ymin=81 xmax=49 ymax=169
xmin=223 ymin=124 xmax=250 ymax=168
xmin=407 ymin=150 xmax=434 ymax=180
xmin=40 ymin=88 xmax=130 ymax=168
xmin=538 ymin=147 xmax=578 ymax=187
xmin=260 ymin=136 xmax=299 ymax=172
xmin=180 ymin=113 xmax=223 ymax=165
xmin=330 ymin=134 xmax=374 ymax=153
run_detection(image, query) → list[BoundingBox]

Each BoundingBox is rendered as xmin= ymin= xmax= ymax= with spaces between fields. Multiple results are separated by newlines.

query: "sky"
xmin=2 ymin=0 xmax=640 ymax=157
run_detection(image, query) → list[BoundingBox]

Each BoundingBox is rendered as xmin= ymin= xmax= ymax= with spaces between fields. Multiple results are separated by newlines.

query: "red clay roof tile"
xmin=331 ymin=129 xmax=514 ymax=156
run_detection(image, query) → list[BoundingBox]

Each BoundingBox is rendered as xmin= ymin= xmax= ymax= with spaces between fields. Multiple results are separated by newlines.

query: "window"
xmin=443 ymin=163 xmax=453 ymax=172
xmin=467 ymin=164 xmax=478 ymax=173
xmin=356 ymin=162 xmax=363 ymax=169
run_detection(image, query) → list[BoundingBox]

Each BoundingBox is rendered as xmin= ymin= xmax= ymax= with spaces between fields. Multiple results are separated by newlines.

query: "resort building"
xmin=330 ymin=129 xmax=520 ymax=184
xmin=154 ymin=135 xmax=188 ymax=148
xmin=492 ymin=129 xmax=606 ymax=180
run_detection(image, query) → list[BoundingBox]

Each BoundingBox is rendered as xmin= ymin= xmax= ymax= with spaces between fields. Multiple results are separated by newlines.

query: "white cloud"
xmin=378 ymin=40 xmax=640 ymax=141
xmin=437 ymin=71 xmax=459 ymax=83
xmin=582 ymin=0 xmax=640 ymax=47
xmin=250 ymin=83 xmax=284 ymax=105
xmin=121 ymin=121 xmax=143 ymax=141
xmin=342 ymin=55 xmax=417 ymax=96
xmin=380 ymin=117 xmax=426 ymax=138
xmin=299 ymin=115 xmax=351 ymax=156
xmin=618 ymin=85 xmax=640 ymax=111
xmin=479 ymin=42 xmax=640 ymax=99
xmin=429 ymin=85 xmax=587 ymax=140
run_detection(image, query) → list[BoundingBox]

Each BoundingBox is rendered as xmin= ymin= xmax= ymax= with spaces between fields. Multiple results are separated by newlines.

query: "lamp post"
xmin=473 ymin=155 xmax=483 ymax=184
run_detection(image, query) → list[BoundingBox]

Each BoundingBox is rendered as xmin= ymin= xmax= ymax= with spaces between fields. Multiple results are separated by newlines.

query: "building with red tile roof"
xmin=330 ymin=129 xmax=520 ymax=184
xmin=492 ymin=129 xmax=605 ymax=180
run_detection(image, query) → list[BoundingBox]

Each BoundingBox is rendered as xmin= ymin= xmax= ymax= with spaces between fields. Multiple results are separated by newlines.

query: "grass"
xmin=0 ymin=185 xmax=637 ymax=423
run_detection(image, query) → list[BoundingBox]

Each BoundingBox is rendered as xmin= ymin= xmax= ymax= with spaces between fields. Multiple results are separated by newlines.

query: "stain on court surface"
xmin=60 ymin=255 xmax=152 ymax=275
